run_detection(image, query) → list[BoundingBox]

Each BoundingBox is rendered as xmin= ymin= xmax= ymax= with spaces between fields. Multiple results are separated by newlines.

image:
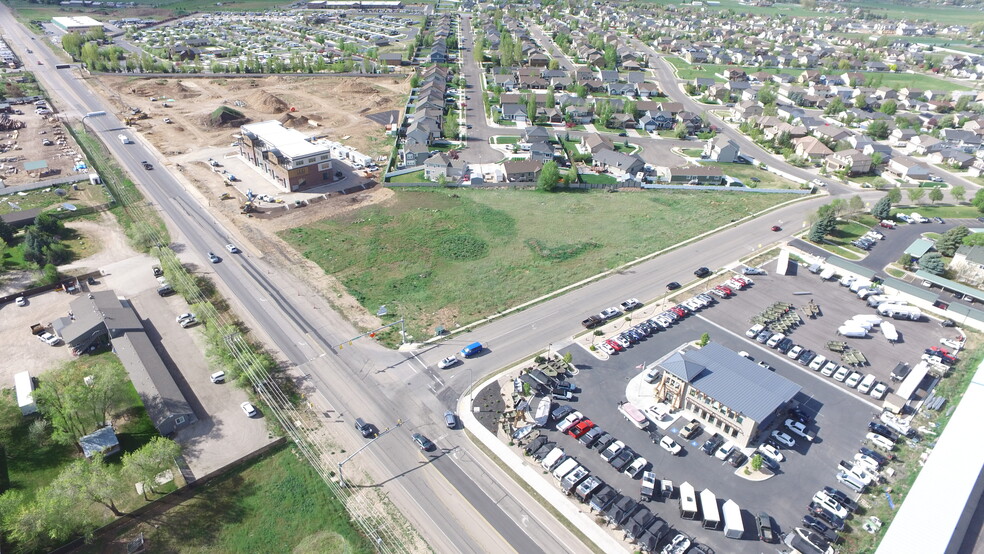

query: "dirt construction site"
xmin=84 ymin=74 xmax=409 ymax=330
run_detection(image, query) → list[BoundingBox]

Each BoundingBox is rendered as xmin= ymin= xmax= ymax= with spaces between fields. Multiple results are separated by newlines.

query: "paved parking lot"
xmin=549 ymin=266 xmax=947 ymax=552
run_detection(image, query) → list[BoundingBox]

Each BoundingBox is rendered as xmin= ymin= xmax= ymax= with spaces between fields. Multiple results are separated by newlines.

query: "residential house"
xmin=528 ymin=141 xmax=556 ymax=162
xmin=635 ymin=82 xmax=661 ymax=97
xmin=703 ymin=136 xmax=740 ymax=163
xmin=825 ymin=149 xmax=873 ymax=175
xmin=812 ymin=125 xmax=851 ymax=143
xmin=582 ymin=133 xmax=614 ymax=154
xmin=731 ymin=100 xmax=763 ymax=122
xmin=888 ymin=157 xmax=931 ymax=181
xmin=593 ymin=149 xmax=645 ymax=177
xmin=501 ymin=103 xmax=528 ymax=123
xmin=969 ymin=159 xmax=984 ymax=178
xmin=659 ymin=165 xmax=725 ymax=184
xmin=928 ymin=149 xmax=975 ymax=168
xmin=949 ymin=245 xmax=984 ymax=287
xmin=502 ymin=160 xmax=543 ymax=182
xmin=891 ymin=128 xmax=917 ymax=145
xmin=403 ymin=144 xmax=430 ymax=167
xmin=492 ymin=73 xmax=517 ymax=90
xmin=909 ymin=135 xmax=943 ymax=155
xmin=424 ymin=153 xmax=468 ymax=182
xmin=793 ymin=136 xmax=834 ymax=161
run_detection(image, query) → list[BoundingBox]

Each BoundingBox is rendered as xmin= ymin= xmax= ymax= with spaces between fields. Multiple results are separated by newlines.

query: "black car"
xmin=941 ymin=318 xmax=956 ymax=327
xmin=728 ymin=450 xmax=748 ymax=468
xmin=648 ymin=428 xmax=664 ymax=444
xmin=934 ymin=217 xmax=945 ymax=224
xmin=757 ymin=453 xmax=780 ymax=472
xmin=798 ymin=350 xmax=817 ymax=366
xmin=868 ymin=422 xmax=899 ymax=441
xmin=667 ymin=281 xmax=681 ymax=291
xmin=611 ymin=448 xmax=636 ymax=471
xmin=788 ymin=406 xmax=812 ymax=425
xmin=859 ymin=446 xmax=893 ymax=465
xmin=823 ymin=486 xmax=859 ymax=513
xmin=756 ymin=512 xmax=776 ymax=543
xmin=550 ymin=405 xmax=574 ymax=422
xmin=808 ymin=502 xmax=845 ymax=531
xmin=593 ymin=432 xmax=615 ymax=451
xmin=802 ymin=514 xmax=829 ymax=535
xmin=694 ymin=267 xmax=711 ymax=278
xmin=701 ymin=434 xmax=724 ymax=455
xmin=776 ymin=337 xmax=794 ymax=354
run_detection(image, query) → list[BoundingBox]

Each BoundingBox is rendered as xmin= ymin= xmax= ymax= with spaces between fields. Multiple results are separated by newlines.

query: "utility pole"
xmin=338 ymin=419 xmax=405 ymax=488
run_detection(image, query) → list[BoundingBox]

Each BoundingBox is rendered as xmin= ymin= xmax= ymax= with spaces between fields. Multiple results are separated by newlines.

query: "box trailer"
xmin=881 ymin=322 xmax=899 ymax=343
xmin=552 ymin=458 xmax=579 ymax=481
xmin=700 ymin=489 xmax=721 ymax=530
xmin=14 ymin=371 xmax=36 ymax=415
xmin=679 ymin=481 xmax=699 ymax=520
xmin=722 ymin=499 xmax=744 ymax=539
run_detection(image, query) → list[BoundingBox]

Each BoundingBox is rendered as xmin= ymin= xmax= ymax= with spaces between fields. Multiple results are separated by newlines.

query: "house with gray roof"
xmin=592 ymin=149 xmax=644 ymax=177
xmin=653 ymin=342 xmax=801 ymax=448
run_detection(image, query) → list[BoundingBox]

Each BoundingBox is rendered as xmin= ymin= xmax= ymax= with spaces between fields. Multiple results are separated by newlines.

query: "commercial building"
xmin=239 ymin=120 xmax=335 ymax=192
xmin=652 ymin=342 xmax=801 ymax=447
xmin=51 ymin=16 xmax=104 ymax=34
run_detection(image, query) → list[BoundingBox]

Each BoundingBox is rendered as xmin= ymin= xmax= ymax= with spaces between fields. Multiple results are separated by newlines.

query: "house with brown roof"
xmin=503 ymin=160 xmax=543 ymax=182
xmin=658 ymin=165 xmax=725 ymax=184
xmin=825 ymin=149 xmax=873 ymax=175
xmin=793 ymin=136 xmax=834 ymax=161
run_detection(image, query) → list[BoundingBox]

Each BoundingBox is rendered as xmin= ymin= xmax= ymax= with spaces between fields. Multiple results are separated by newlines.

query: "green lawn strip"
xmin=886 ymin=267 xmax=905 ymax=278
xmin=493 ymin=136 xmax=519 ymax=144
xmin=891 ymin=205 xmax=981 ymax=218
xmin=848 ymin=175 xmax=890 ymax=188
xmin=386 ymin=169 xmax=429 ymax=183
xmin=279 ymin=188 xmax=790 ymax=337
xmin=682 ymin=148 xmax=704 ymax=157
xmin=578 ymin=173 xmax=617 ymax=184
xmin=701 ymin=162 xmax=801 ymax=189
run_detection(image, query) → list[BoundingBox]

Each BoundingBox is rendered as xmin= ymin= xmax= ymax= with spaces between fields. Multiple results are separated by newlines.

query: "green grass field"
xmin=891 ymin=204 xmax=982 ymax=218
xmin=82 ymin=445 xmax=372 ymax=553
xmin=665 ymin=56 xmax=971 ymax=91
xmin=386 ymin=169 xmax=428 ymax=183
xmin=279 ymin=188 xmax=792 ymax=336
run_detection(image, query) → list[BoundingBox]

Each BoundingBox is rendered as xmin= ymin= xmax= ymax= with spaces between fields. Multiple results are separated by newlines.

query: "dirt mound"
xmin=205 ymin=105 xmax=249 ymax=128
xmin=332 ymin=80 xmax=379 ymax=96
xmin=247 ymin=90 xmax=289 ymax=114
xmin=279 ymin=113 xmax=312 ymax=128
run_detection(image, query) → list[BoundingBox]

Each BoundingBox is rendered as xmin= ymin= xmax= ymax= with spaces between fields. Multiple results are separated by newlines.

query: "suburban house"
xmin=909 ymin=135 xmax=943 ymax=155
xmin=651 ymin=342 xmax=800 ymax=448
xmin=927 ymin=149 xmax=975 ymax=169
xmin=403 ymin=144 xmax=430 ymax=167
xmin=950 ymin=245 xmax=984 ymax=288
xmin=582 ymin=133 xmax=615 ymax=154
xmin=658 ymin=165 xmax=725 ymax=184
xmin=703 ymin=136 xmax=740 ymax=163
xmin=793 ymin=136 xmax=834 ymax=161
xmin=528 ymin=141 xmax=556 ymax=162
xmin=593 ymin=149 xmax=644 ymax=177
xmin=501 ymin=103 xmax=528 ymax=123
xmin=731 ymin=100 xmax=763 ymax=122
xmin=502 ymin=160 xmax=543 ymax=182
xmin=888 ymin=157 xmax=932 ymax=181
xmin=424 ymin=153 xmax=468 ymax=182
xmin=825 ymin=149 xmax=873 ymax=175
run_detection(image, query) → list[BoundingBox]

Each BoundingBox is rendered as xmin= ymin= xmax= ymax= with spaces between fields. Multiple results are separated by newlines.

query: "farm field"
xmin=280 ymin=188 xmax=793 ymax=337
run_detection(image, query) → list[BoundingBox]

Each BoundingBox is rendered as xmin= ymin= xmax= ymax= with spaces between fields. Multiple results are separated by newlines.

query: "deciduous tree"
xmin=122 ymin=437 xmax=181 ymax=498
xmin=907 ymin=187 xmax=925 ymax=204
xmin=33 ymin=359 xmax=130 ymax=447
xmin=951 ymin=185 xmax=966 ymax=203
xmin=928 ymin=186 xmax=944 ymax=204
xmin=538 ymin=161 xmax=561 ymax=191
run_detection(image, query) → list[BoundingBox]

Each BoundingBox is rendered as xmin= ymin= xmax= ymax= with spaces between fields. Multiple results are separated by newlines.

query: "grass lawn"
xmin=891 ymin=204 xmax=982 ymax=218
xmin=492 ymin=136 xmax=519 ymax=145
xmin=579 ymin=173 xmax=618 ymax=184
xmin=848 ymin=175 xmax=891 ymax=188
xmin=0 ymin=184 xmax=112 ymax=216
xmin=280 ymin=189 xmax=791 ymax=337
xmin=386 ymin=170 xmax=429 ymax=183
xmin=83 ymin=445 xmax=373 ymax=553
xmin=682 ymin=148 xmax=704 ymax=157
xmin=702 ymin=162 xmax=802 ymax=189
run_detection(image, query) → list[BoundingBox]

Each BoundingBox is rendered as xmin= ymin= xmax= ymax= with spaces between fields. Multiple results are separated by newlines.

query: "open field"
xmin=665 ymin=56 xmax=972 ymax=91
xmin=279 ymin=188 xmax=792 ymax=337
xmin=891 ymin=204 xmax=982 ymax=218
xmin=81 ymin=445 xmax=373 ymax=553
xmin=0 ymin=184 xmax=112 ymax=216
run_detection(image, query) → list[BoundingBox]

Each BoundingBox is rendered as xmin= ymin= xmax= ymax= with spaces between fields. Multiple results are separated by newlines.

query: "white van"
xmin=715 ymin=440 xmax=735 ymax=461
xmin=858 ymin=374 xmax=877 ymax=394
xmin=541 ymin=448 xmax=565 ymax=470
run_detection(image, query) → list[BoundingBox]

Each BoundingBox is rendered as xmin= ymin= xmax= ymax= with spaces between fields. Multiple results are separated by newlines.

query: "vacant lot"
xmin=703 ymin=162 xmax=803 ymax=189
xmin=83 ymin=445 xmax=373 ymax=553
xmin=280 ymin=188 xmax=792 ymax=337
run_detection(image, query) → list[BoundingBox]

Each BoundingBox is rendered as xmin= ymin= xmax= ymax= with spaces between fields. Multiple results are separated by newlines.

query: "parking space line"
xmin=694 ymin=314 xmax=881 ymax=410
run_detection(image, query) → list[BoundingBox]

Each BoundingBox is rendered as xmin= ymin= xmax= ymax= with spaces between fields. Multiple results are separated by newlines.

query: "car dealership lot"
xmin=549 ymin=266 xmax=946 ymax=552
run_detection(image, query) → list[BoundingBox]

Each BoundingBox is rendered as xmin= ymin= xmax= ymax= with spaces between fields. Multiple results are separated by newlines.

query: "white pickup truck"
xmin=118 ymin=134 xmax=131 ymax=144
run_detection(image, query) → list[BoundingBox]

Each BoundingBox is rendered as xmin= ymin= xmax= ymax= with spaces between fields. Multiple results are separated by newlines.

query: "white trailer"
xmin=700 ymin=489 xmax=721 ymax=530
xmin=679 ymin=481 xmax=699 ymax=520
xmin=722 ymin=499 xmax=744 ymax=539
xmin=845 ymin=319 xmax=873 ymax=331
xmin=882 ymin=322 xmax=899 ymax=342
xmin=552 ymin=458 xmax=579 ymax=481
xmin=852 ymin=314 xmax=883 ymax=326
xmin=819 ymin=266 xmax=836 ymax=281
xmin=14 ymin=371 xmax=36 ymax=415
xmin=838 ymin=325 xmax=868 ymax=338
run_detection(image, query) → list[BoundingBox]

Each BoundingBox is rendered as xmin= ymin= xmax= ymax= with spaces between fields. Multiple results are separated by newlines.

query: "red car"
xmin=568 ymin=419 xmax=595 ymax=438
xmin=670 ymin=306 xmax=686 ymax=318
xmin=715 ymin=285 xmax=733 ymax=297
xmin=606 ymin=339 xmax=624 ymax=352
xmin=771 ymin=225 xmax=782 ymax=232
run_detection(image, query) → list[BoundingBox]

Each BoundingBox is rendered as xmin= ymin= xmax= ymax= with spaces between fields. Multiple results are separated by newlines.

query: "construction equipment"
xmin=241 ymin=201 xmax=254 ymax=214
xmin=219 ymin=192 xmax=232 ymax=200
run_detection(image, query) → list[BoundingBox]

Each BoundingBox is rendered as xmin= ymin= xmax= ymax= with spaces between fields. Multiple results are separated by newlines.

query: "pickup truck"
xmin=581 ymin=315 xmax=604 ymax=329
xmin=118 ymin=134 xmax=131 ymax=144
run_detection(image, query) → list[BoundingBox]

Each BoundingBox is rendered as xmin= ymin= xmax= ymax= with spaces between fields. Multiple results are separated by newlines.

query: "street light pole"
xmin=338 ymin=419 xmax=404 ymax=488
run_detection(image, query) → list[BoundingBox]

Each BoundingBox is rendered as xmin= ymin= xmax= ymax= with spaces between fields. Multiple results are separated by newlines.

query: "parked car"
xmin=38 ymin=332 xmax=61 ymax=346
xmin=823 ymin=486 xmax=859 ymax=513
xmin=766 ymin=333 xmax=785 ymax=348
xmin=659 ymin=436 xmax=682 ymax=455
xmin=728 ymin=450 xmax=748 ymax=468
xmin=556 ymin=412 xmax=583 ymax=433
xmin=241 ymin=401 xmax=258 ymax=417
xmin=15 ymin=296 xmax=26 ymax=306
xmin=701 ymin=434 xmax=724 ymax=455
xmin=679 ymin=419 xmax=701 ymax=439
xmin=787 ymin=345 xmax=804 ymax=360
xmin=777 ymin=338 xmax=794 ymax=354
xmin=601 ymin=440 xmax=625 ymax=462
xmin=758 ymin=443 xmax=784 ymax=463
xmin=798 ymin=350 xmax=817 ymax=366
xmin=620 ymin=298 xmax=642 ymax=311
xmin=694 ymin=267 xmax=711 ymax=278
xmin=771 ymin=431 xmax=796 ymax=448
xmin=757 ymin=512 xmax=776 ymax=543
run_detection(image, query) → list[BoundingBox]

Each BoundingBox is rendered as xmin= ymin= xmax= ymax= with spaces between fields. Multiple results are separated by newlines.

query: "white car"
xmin=15 ymin=296 xmax=26 ymax=306
xmin=745 ymin=324 xmax=765 ymax=338
xmin=241 ymin=401 xmax=258 ymax=417
xmin=854 ymin=453 xmax=880 ymax=472
xmin=625 ymin=456 xmax=648 ymax=478
xmin=820 ymin=361 xmax=838 ymax=377
xmin=438 ymin=356 xmax=458 ymax=369
xmin=787 ymin=345 xmax=803 ymax=359
xmin=757 ymin=361 xmax=772 ymax=371
xmin=785 ymin=419 xmax=809 ymax=436
xmin=766 ymin=333 xmax=785 ymax=348
xmin=771 ymin=430 xmax=796 ymax=448
xmin=833 ymin=366 xmax=850 ymax=382
xmin=757 ymin=443 xmax=784 ymax=463
xmin=176 ymin=313 xmax=196 ymax=323
xmin=225 ymin=243 xmax=240 ymax=254
xmin=38 ymin=332 xmax=61 ymax=346
xmin=870 ymin=382 xmax=888 ymax=400
xmin=845 ymin=371 xmax=863 ymax=388
xmin=940 ymin=337 xmax=964 ymax=350
xmin=812 ymin=491 xmax=849 ymax=519
xmin=613 ymin=335 xmax=631 ymax=349
xmin=601 ymin=440 xmax=625 ymax=462
xmin=660 ymin=436 xmax=682 ymax=455
xmin=556 ymin=411 xmax=583 ymax=433
xmin=866 ymin=432 xmax=895 ymax=451
xmin=808 ymin=355 xmax=827 ymax=371
xmin=598 ymin=342 xmax=616 ymax=355
xmin=739 ymin=351 xmax=752 ymax=359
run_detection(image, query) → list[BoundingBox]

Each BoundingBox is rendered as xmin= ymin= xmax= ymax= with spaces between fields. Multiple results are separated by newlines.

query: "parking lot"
xmin=541 ymin=264 xmax=955 ymax=552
